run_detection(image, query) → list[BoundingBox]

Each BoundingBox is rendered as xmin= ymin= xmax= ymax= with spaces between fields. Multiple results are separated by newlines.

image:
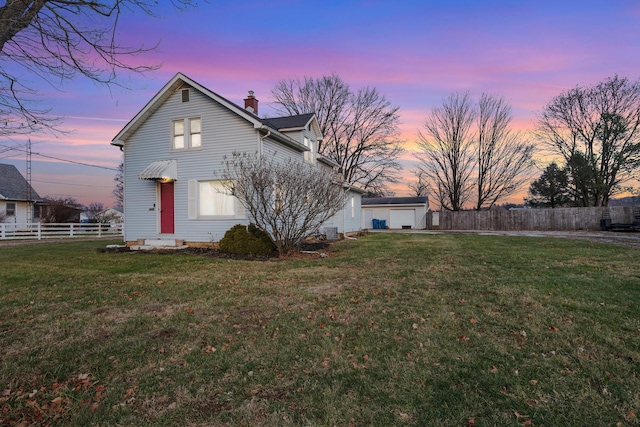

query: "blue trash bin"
xmin=380 ymin=219 xmax=387 ymax=229
xmin=372 ymin=219 xmax=379 ymax=230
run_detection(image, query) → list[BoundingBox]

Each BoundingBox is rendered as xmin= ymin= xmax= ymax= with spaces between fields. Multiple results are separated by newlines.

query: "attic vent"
xmin=181 ymin=89 xmax=190 ymax=103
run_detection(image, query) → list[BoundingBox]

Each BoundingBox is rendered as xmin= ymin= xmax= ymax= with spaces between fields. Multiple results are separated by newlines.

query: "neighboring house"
xmin=81 ymin=208 xmax=123 ymax=224
xmin=0 ymin=163 xmax=42 ymax=228
xmin=111 ymin=73 xmax=362 ymax=245
xmin=362 ymin=197 xmax=429 ymax=229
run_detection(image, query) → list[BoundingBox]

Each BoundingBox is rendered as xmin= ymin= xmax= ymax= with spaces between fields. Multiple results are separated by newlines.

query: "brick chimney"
xmin=244 ymin=91 xmax=258 ymax=115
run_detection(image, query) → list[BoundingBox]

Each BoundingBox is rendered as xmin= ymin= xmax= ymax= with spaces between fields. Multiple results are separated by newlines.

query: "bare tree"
xmin=417 ymin=92 xmax=475 ymax=211
xmin=40 ymin=196 xmax=82 ymax=223
xmin=0 ymin=0 xmax=199 ymax=136
xmin=537 ymin=75 xmax=640 ymax=206
xmin=271 ymin=74 xmax=404 ymax=194
xmin=474 ymin=94 xmax=534 ymax=210
xmin=87 ymin=201 xmax=120 ymax=223
xmin=417 ymin=92 xmax=533 ymax=210
xmin=218 ymin=152 xmax=346 ymax=256
xmin=408 ymin=169 xmax=429 ymax=197
xmin=0 ymin=209 xmax=6 ymax=223
xmin=113 ymin=161 xmax=124 ymax=209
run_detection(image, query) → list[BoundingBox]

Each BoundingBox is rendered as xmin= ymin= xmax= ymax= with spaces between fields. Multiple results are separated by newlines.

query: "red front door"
xmin=160 ymin=182 xmax=175 ymax=234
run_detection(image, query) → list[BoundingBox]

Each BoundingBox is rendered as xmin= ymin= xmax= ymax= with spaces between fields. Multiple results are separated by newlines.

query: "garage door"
xmin=390 ymin=209 xmax=416 ymax=229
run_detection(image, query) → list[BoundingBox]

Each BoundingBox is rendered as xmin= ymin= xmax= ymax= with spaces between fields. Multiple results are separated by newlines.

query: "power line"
xmin=31 ymin=178 xmax=113 ymax=188
xmin=0 ymin=142 xmax=118 ymax=171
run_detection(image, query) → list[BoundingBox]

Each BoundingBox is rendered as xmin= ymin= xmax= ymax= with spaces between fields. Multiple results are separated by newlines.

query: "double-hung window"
xmin=173 ymin=117 xmax=201 ymax=150
xmin=5 ymin=202 xmax=15 ymax=216
xmin=303 ymin=137 xmax=315 ymax=163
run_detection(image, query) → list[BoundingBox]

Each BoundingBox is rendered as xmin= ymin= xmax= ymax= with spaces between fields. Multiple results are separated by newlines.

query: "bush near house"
xmin=218 ymin=223 xmax=277 ymax=256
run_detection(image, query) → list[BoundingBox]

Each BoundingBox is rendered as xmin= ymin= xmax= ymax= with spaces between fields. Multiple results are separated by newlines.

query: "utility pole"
xmin=26 ymin=138 xmax=32 ymax=224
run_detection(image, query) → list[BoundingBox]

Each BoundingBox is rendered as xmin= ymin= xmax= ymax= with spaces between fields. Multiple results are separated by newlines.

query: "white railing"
xmin=0 ymin=222 xmax=123 ymax=240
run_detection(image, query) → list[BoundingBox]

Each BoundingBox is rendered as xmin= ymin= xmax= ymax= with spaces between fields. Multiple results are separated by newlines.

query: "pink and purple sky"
xmin=1 ymin=0 xmax=639 ymax=207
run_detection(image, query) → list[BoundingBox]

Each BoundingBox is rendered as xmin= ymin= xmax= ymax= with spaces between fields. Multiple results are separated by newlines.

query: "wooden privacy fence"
xmin=0 ymin=223 xmax=123 ymax=240
xmin=438 ymin=206 xmax=637 ymax=231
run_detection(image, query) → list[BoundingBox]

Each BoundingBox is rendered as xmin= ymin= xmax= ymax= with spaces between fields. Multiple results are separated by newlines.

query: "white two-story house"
xmin=111 ymin=73 xmax=362 ymax=246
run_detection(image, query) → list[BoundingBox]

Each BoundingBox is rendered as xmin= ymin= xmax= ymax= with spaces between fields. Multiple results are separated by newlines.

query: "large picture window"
xmin=199 ymin=181 xmax=235 ymax=216
xmin=173 ymin=117 xmax=201 ymax=150
xmin=188 ymin=180 xmax=242 ymax=219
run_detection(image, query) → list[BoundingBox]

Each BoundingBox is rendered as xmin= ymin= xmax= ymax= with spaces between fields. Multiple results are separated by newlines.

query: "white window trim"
xmin=172 ymin=117 xmax=202 ymax=150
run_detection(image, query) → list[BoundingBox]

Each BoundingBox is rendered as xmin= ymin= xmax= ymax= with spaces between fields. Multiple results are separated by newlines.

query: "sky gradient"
xmin=1 ymin=0 xmax=639 ymax=207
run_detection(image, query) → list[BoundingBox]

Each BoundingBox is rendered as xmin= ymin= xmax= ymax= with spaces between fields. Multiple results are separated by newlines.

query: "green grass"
xmin=1 ymin=234 xmax=639 ymax=426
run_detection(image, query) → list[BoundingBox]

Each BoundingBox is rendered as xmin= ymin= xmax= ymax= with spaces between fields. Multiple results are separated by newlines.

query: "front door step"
xmin=130 ymin=238 xmax=187 ymax=251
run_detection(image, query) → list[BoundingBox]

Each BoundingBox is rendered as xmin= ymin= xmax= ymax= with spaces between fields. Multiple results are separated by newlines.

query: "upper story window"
xmin=173 ymin=117 xmax=201 ymax=150
xmin=5 ymin=202 xmax=15 ymax=216
xmin=303 ymin=137 xmax=315 ymax=164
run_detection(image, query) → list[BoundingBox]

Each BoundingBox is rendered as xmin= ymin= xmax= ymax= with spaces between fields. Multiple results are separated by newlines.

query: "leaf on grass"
xmin=470 ymin=318 xmax=478 ymax=324
xmin=548 ymin=326 xmax=559 ymax=332
xmin=457 ymin=335 xmax=470 ymax=341
xmin=491 ymin=366 xmax=498 ymax=373
xmin=530 ymin=380 xmax=538 ymax=385
xmin=185 ymin=307 xmax=194 ymax=314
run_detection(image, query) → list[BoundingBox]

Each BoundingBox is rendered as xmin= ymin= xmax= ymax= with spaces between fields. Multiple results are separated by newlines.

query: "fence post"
xmin=70 ymin=223 xmax=74 ymax=237
xmin=0 ymin=224 xmax=4 ymax=239
xmin=37 ymin=222 xmax=42 ymax=240
xmin=98 ymin=223 xmax=102 ymax=237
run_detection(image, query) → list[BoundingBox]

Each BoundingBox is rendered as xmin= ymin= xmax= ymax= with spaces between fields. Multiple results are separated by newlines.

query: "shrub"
xmin=219 ymin=224 xmax=276 ymax=256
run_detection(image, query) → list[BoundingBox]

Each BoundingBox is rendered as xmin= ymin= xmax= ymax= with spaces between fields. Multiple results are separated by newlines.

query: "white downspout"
xmin=259 ymin=130 xmax=270 ymax=159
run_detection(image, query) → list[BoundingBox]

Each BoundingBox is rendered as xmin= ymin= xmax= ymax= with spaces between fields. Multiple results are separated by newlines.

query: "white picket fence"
xmin=0 ymin=222 xmax=123 ymax=240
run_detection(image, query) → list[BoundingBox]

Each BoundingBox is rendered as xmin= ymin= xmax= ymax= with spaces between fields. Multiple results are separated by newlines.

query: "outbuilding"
xmin=361 ymin=197 xmax=429 ymax=230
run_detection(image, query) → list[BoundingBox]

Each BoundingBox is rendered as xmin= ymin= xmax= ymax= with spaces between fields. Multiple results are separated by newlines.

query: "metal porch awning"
xmin=138 ymin=160 xmax=178 ymax=180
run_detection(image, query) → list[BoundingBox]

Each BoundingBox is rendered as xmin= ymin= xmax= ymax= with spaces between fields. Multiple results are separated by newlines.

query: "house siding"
xmin=118 ymin=74 xmax=362 ymax=245
xmin=1 ymin=200 xmax=32 ymax=229
xmin=325 ymin=190 xmax=362 ymax=234
xmin=123 ymin=87 xmax=259 ymax=243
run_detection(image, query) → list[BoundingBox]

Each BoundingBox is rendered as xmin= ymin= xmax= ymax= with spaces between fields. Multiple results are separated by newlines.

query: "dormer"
xmin=261 ymin=113 xmax=323 ymax=163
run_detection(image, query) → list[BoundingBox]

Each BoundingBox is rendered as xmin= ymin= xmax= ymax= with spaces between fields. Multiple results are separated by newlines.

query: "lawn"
xmin=1 ymin=234 xmax=639 ymax=426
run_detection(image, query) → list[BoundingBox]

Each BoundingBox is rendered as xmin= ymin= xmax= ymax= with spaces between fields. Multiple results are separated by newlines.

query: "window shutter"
xmin=188 ymin=180 xmax=197 ymax=219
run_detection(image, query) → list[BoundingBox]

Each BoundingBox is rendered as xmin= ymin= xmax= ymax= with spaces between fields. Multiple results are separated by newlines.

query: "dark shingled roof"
xmin=362 ymin=197 xmax=428 ymax=206
xmin=261 ymin=113 xmax=315 ymax=131
xmin=0 ymin=163 xmax=42 ymax=202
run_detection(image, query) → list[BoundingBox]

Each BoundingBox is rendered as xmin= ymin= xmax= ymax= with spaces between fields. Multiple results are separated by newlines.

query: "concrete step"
xmin=130 ymin=238 xmax=188 ymax=251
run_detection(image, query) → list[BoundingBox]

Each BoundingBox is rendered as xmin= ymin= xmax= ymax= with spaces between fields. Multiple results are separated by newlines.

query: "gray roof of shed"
xmin=0 ymin=163 xmax=42 ymax=202
xmin=362 ymin=197 xmax=428 ymax=206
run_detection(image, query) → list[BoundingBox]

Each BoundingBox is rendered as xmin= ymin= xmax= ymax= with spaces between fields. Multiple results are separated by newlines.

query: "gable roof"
xmin=111 ymin=73 xmax=309 ymax=153
xmin=0 ymin=163 xmax=42 ymax=202
xmin=261 ymin=112 xmax=313 ymax=130
xmin=362 ymin=197 xmax=428 ymax=206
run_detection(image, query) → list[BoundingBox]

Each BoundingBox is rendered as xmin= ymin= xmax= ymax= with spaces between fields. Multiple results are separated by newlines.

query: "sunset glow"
xmin=1 ymin=0 xmax=638 ymax=206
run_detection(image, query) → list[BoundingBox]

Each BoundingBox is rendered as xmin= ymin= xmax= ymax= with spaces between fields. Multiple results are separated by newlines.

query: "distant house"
xmin=362 ymin=197 xmax=429 ymax=229
xmin=111 ymin=73 xmax=362 ymax=246
xmin=0 ymin=163 xmax=42 ymax=227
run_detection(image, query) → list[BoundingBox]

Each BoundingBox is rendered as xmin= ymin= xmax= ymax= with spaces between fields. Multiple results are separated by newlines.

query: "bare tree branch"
xmin=417 ymin=92 xmax=533 ymax=210
xmin=218 ymin=151 xmax=346 ymax=256
xmin=271 ymin=74 xmax=404 ymax=195
xmin=0 ymin=0 xmax=201 ymax=136
xmin=537 ymin=75 xmax=640 ymax=206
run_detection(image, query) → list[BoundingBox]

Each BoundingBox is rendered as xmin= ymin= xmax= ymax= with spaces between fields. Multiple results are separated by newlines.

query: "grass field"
xmin=1 ymin=234 xmax=639 ymax=426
